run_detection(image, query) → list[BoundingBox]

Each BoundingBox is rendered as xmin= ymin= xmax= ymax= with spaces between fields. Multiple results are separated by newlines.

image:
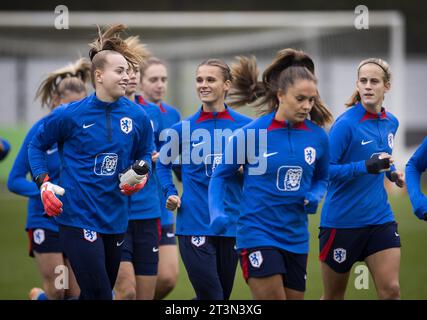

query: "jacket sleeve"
xmin=208 ymin=129 xmax=244 ymax=232
xmin=406 ymin=138 xmax=427 ymax=220
xmin=133 ymin=112 xmax=154 ymax=175
xmin=328 ymin=119 xmax=368 ymax=183
xmin=28 ymin=106 xmax=68 ymax=180
xmin=7 ymin=123 xmax=41 ymax=197
xmin=304 ymin=131 xmax=330 ymax=214
xmin=156 ymin=123 xmax=182 ymax=198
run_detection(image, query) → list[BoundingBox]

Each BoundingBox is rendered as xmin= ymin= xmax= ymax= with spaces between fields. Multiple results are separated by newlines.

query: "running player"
xmin=319 ymin=58 xmax=404 ymax=300
xmin=28 ymin=24 xmax=154 ymax=300
xmin=209 ymin=49 xmax=332 ymax=300
xmin=157 ymin=58 xmax=252 ymax=300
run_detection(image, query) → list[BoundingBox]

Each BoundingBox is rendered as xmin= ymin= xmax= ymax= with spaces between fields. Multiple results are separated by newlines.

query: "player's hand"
xmin=166 ymin=195 xmax=181 ymax=211
xmin=120 ymin=175 xmax=148 ymax=196
xmin=40 ymin=181 xmax=65 ymax=216
xmin=390 ymin=170 xmax=405 ymax=188
xmin=152 ymin=151 xmax=159 ymax=163
xmin=366 ymin=153 xmax=393 ymax=174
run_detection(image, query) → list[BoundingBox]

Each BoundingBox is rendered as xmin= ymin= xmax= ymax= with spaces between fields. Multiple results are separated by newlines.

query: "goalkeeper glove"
xmin=365 ymin=153 xmax=391 ymax=174
xmin=35 ymin=173 xmax=65 ymax=217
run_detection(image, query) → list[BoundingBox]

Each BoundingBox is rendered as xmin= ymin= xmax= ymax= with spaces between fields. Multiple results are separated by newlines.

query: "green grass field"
xmin=1 ymin=187 xmax=427 ymax=300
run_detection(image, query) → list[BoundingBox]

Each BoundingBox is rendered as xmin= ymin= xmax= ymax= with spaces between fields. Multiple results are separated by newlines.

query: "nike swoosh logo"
xmin=263 ymin=151 xmax=278 ymax=158
xmin=361 ymin=140 xmax=373 ymax=145
xmin=395 ymin=232 xmax=400 ymax=237
xmin=152 ymin=247 xmax=159 ymax=252
xmin=166 ymin=232 xmax=175 ymax=238
xmin=116 ymin=240 xmax=124 ymax=247
xmin=46 ymin=148 xmax=58 ymax=155
xmin=192 ymin=141 xmax=206 ymax=147
xmin=83 ymin=123 xmax=95 ymax=129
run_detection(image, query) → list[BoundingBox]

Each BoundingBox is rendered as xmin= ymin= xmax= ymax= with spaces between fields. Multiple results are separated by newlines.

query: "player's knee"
xmin=115 ymin=284 xmax=136 ymax=300
xmin=378 ymin=282 xmax=400 ymax=300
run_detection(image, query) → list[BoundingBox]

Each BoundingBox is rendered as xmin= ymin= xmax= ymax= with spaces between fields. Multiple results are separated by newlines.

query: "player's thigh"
xmin=158 ymin=244 xmax=179 ymax=280
xmin=320 ymin=261 xmax=351 ymax=299
xmin=248 ymin=275 xmax=286 ymax=300
xmin=33 ymin=252 xmax=65 ymax=281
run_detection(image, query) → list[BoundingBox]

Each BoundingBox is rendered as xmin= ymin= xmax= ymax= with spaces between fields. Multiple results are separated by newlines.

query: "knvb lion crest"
xmin=120 ymin=117 xmax=133 ymax=134
xmin=33 ymin=229 xmax=45 ymax=245
xmin=83 ymin=229 xmax=97 ymax=243
xmin=248 ymin=251 xmax=263 ymax=268
xmin=304 ymin=147 xmax=316 ymax=165
xmin=333 ymin=248 xmax=347 ymax=264
xmin=191 ymin=236 xmax=206 ymax=247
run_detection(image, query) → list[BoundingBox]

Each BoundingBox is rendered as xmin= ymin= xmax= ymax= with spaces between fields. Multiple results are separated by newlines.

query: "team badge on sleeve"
xmin=191 ymin=236 xmax=206 ymax=247
xmin=304 ymin=147 xmax=316 ymax=165
xmin=277 ymin=166 xmax=303 ymax=191
xmin=120 ymin=117 xmax=133 ymax=134
xmin=33 ymin=229 xmax=45 ymax=245
xmin=388 ymin=133 xmax=394 ymax=149
xmin=333 ymin=248 xmax=347 ymax=263
xmin=249 ymin=251 xmax=263 ymax=268
xmin=83 ymin=229 xmax=97 ymax=242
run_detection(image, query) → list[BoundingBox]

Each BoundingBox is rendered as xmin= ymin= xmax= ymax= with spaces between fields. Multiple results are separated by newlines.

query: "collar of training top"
xmin=90 ymin=93 xmax=121 ymax=109
xmin=196 ymin=104 xmax=235 ymax=123
xmin=357 ymin=103 xmax=388 ymax=122
xmin=136 ymin=95 xmax=166 ymax=112
xmin=267 ymin=114 xmax=310 ymax=131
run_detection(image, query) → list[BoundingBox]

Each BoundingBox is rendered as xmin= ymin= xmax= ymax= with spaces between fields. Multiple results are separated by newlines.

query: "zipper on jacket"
xmin=287 ymin=122 xmax=295 ymax=157
xmin=376 ymin=118 xmax=383 ymax=147
xmin=106 ymin=107 xmax=112 ymax=143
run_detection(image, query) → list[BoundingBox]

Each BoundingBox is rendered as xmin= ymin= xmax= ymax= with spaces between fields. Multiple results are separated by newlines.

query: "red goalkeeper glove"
xmin=37 ymin=174 xmax=65 ymax=216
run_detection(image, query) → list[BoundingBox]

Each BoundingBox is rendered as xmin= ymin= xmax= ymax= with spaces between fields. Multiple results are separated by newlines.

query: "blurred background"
xmin=0 ymin=1 xmax=426 ymax=299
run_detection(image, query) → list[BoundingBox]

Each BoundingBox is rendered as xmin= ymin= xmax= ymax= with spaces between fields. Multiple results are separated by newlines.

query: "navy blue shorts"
xmin=159 ymin=224 xmax=177 ymax=246
xmin=240 ymin=247 xmax=308 ymax=292
xmin=178 ymin=235 xmax=238 ymax=300
xmin=59 ymin=224 xmax=124 ymax=300
xmin=121 ymin=218 xmax=160 ymax=276
xmin=28 ymin=228 xmax=62 ymax=257
xmin=319 ymin=221 xmax=401 ymax=273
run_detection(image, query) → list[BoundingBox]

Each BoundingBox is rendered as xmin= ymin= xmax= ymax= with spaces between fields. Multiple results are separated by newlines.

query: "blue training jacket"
xmin=406 ymin=137 xmax=427 ymax=220
xmin=127 ymin=95 xmax=164 ymax=221
xmin=321 ymin=103 xmax=399 ymax=228
xmin=209 ymin=111 xmax=329 ymax=254
xmin=157 ymin=105 xmax=252 ymax=237
xmin=8 ymin=117 xmax=60 ymax=232
xmin=28 ymin=93 xmax=153 ymax=234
